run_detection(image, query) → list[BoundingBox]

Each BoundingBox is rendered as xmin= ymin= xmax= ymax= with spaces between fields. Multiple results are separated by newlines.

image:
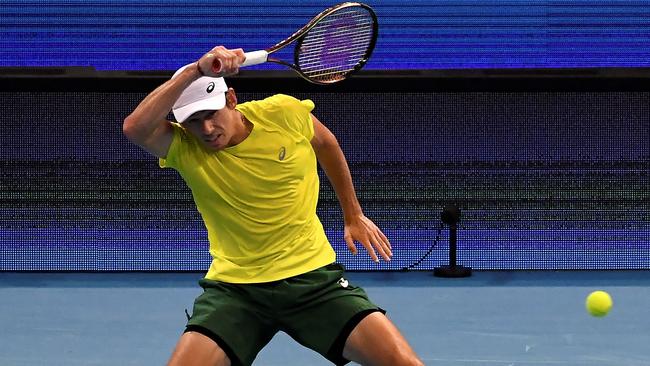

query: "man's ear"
xmin=225 ymin=88 xmax=237 ymax=109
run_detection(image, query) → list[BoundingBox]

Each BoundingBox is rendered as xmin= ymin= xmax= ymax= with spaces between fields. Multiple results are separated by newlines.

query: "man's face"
xmin=183 ymin=108 xmax=232 ymax=151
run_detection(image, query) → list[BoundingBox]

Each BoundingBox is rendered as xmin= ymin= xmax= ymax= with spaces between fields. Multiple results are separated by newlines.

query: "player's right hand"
xmin=197 ymin=46 xmax=245 ymax=77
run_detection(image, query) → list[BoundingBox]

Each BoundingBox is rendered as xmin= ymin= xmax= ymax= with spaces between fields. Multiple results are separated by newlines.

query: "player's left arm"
xmin=309 ymin=113 xmax=392 ymax=262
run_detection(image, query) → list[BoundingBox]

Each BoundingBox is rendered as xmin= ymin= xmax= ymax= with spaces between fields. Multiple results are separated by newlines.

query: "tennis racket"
xmin=223 ymin=2 xmax=378 ymax=84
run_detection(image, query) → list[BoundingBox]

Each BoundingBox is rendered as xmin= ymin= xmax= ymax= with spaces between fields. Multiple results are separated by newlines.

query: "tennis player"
xmin=123 ymin=46 xmax=423 ymax=366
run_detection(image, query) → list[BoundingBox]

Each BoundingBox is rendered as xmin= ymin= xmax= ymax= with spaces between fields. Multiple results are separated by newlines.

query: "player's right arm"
xmin=123 ymin=46 xmax=245 ymax=158
xmin=123 ymin=64 xmax=202 ymax=158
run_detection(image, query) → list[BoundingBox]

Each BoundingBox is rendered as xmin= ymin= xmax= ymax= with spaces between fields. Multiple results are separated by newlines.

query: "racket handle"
xmin=242 ymin=50 xmax=269 ymax=67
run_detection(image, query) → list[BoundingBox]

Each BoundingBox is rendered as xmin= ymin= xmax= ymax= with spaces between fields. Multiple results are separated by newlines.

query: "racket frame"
xmin=244 ymin=2 xmax=378 ymax=84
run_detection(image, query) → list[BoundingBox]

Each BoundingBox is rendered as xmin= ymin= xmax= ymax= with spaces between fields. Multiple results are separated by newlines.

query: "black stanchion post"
xmin=434 ymin=205 xmax=472 ymax=277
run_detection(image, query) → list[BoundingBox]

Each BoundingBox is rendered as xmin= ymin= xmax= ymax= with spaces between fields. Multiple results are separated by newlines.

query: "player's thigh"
xmin=183 ymin=279 xmax=278 ymax=365
xmin=343 ymin=312 xmax=423 ymax=366
xmin=279 ymin=264 xmax=383 ymax=364
xmin=167 ymin=330 xmax=231 ymax=366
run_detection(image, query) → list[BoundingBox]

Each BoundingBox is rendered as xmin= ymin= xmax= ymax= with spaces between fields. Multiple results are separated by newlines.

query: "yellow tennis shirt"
xmin=159 ymin=94 xmax=335 ymax=283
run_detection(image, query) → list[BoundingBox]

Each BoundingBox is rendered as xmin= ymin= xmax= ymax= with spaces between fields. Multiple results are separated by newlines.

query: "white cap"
xmin=171 ymin=63 xmax=229 ymax=123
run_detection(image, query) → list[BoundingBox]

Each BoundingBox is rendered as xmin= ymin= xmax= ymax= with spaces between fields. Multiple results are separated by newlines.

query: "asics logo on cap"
xmin=206 ymin=82 xmax=215 ymax=93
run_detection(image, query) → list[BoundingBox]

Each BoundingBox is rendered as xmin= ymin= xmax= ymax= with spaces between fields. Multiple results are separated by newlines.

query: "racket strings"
xmin=297 ymin=7 xmax=375 ymax=83
xmin=304 ymin=15 xmax=371 ymax=37
xmin=299 ymin=47 xmax=370 ymax=67
xmin=300 ymin=36 xmax=373 ymax=54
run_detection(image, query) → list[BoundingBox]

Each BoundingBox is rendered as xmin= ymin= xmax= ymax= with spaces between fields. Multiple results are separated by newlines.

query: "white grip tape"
xmin=242 ymin=50 xmax=269 ymax=67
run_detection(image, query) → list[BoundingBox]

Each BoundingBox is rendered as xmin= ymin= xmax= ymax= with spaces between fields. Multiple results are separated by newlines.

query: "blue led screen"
xmin=1 ymin=89 xmax=648 ymax=271
xmin=2 ymin=0 xmax=650 ymax=71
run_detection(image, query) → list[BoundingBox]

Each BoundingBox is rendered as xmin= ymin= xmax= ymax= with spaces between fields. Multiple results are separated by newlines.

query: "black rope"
xmin=401 ymin=221 xmax=445 ymax=271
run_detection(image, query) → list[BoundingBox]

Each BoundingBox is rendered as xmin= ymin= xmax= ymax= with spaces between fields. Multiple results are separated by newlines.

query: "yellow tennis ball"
xmin=585 ymin=290 xmax=613 ymax=317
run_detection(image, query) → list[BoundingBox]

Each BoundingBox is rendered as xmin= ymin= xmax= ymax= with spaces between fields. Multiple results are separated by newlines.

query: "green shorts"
xmin=184 ymin=263 xmax=384 ymax=366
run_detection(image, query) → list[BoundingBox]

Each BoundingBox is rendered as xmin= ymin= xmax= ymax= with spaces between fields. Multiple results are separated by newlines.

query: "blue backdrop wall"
xmin=1 ymin=84 xmax=648 ymax=271
xmin=2 ymin=0 xmax=650 ymax=71
xmin=1 ymin=1 xmax=649 ymax=272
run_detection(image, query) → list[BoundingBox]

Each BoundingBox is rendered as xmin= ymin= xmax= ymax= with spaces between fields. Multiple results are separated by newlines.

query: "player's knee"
xmin=410 ymin=356 xmax=425 ymax=366
xmin=385 ymin=348 xmax=423 ymax=366
xmin=402 ymin=354 xmax=424 ymax=366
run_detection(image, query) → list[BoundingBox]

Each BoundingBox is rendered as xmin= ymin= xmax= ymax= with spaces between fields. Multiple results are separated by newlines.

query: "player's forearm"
xmin=315 ymin=143 xmax=363 ymax=222
xmin=123 ymin=64 xmax=201 ymax=140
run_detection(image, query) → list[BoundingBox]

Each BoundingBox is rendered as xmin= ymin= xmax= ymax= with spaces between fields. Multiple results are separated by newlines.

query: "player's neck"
xmin=229 ymin=111 xmax=253 ymax=146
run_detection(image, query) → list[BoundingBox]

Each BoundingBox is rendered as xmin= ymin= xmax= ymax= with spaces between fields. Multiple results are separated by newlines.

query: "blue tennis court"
xmin=2 ymin=270 xmax=648 ymax=365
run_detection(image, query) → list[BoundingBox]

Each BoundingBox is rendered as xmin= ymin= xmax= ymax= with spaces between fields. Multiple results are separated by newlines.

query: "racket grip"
xmin=242 ymin=50 xmax=269 ymax=67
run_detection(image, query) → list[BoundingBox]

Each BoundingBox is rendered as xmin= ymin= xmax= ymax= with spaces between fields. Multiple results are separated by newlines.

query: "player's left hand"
xmin=344 ymin=214 xmax=392 ymax=262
